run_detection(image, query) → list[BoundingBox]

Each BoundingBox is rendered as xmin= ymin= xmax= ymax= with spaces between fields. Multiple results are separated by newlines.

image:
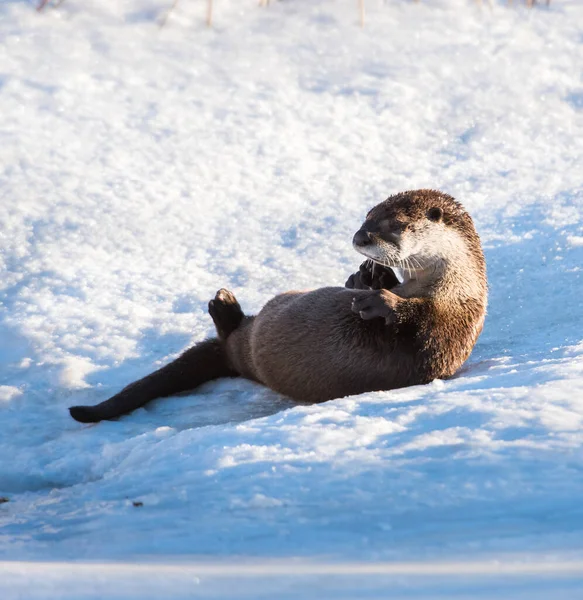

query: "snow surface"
xmin=1 ymin=0 xmax=583 ymax=597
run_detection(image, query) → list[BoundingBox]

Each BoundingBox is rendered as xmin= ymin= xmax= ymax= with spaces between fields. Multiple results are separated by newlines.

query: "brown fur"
xmin=69 ymin=189 xmax=487 ymax=423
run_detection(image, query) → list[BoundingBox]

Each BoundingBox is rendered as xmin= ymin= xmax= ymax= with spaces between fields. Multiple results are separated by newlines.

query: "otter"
xmin=69 ymin=189 xmax=487 ymax=423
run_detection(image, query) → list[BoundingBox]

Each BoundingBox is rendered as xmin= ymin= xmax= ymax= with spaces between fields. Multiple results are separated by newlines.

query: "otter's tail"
xmin=69 ymin=338 xmax=235 ymax=423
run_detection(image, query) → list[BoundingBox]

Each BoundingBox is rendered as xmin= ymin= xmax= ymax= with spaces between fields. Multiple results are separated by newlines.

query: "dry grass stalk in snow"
xmin=158 ymin=0 xmax=179 ymax=28
xmin=207 ymin=0 xmax=213 ymax=26
xmin=509 ymin=0 xmax=551 ymax=5
xmin=36 ymin=0 xmax=554 ymax=27
xmin=159 ymin=0 xmax=213 ymax=28
xmin=37 ymin=0 xmax=67 ymax=10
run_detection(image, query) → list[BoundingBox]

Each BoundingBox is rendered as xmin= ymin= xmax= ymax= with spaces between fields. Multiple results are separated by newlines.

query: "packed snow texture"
xmin=1 ymin=0 xmax=583 ymax=596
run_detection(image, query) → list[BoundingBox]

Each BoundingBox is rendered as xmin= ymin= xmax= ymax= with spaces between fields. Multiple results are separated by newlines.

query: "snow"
xmin=1 ymin=0 xmax=583 ymax=597
xmin=3 ymin=558 xmax=583 ymax=600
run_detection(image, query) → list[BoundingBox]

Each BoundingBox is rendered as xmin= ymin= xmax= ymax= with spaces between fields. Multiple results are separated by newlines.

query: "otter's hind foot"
xmin=208 ymin=288 xmax=244 ymax=340
xmin=69 ymin=405 xmax=103 ymax=423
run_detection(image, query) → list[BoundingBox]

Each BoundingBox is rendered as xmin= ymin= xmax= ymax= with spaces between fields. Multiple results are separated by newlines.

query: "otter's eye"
xmin=427 ymin=207 xmax=443 ymax=222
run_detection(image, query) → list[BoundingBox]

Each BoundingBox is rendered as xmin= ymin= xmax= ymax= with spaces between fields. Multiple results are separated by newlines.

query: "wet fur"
xmin=69 ymin=189 xmax=487 ymax=423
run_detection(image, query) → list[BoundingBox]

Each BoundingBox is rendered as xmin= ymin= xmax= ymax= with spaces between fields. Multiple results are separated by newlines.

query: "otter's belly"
xmin=248 ymin=287 xmax=399 ymax=402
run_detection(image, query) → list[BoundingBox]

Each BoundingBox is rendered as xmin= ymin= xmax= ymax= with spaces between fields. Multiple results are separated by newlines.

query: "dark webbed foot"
xmin=69 ymin=405 xmax=102 ymax=423
xmin=345 ymin=260 xmax=399 ymax=291
xmin=345 ymin=260 xmax=373 ymax=289
xmin=352 ymin=289 xmax=399 ymax=324
xmin=208 ymin=288 xmax=244 ymax=340
xmin=374 ymin=266 xmax=400 ymax=290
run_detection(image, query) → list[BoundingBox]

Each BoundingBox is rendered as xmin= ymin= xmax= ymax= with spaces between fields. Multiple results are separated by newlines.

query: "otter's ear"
xmin=427 ymin=207 xmax=443 ymax=222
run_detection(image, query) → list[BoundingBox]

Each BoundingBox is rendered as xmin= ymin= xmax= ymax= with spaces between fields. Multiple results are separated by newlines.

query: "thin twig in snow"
xmin=159 ymin=0 xmax=179 ymax=28
xmin=476 ymin=0 xmax=494 ymax=10
xmin=207 ymin=0 xmax=213 ymax=27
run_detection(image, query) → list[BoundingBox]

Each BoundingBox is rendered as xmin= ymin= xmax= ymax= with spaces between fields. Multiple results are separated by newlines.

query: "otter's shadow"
xmin=123 ymin=378 xmax=295 ymax=432
xmin=76 ymin=328 xmax=295 ymax=433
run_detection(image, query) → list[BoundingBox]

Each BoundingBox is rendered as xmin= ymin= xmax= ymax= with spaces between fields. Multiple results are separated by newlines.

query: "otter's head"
xmin=353 ymin=189 xmax=486 ymax=295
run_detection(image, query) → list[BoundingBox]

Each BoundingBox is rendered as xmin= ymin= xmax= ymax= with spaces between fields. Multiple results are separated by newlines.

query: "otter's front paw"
xmin=351 ymin=290 xmax=398 ymax=323
xmin=345 ymin=261 xmax=399 ymax=291
xmin=345 ymin=261 xmax=374 ymax=289
xmin=345 ymin=272 xmax=369 ymax=290
xmin=374 ymin=268 xmax=400 ymax=290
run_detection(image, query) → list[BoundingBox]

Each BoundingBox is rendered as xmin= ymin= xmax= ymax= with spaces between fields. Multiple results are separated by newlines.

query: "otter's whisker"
xmin=407 ymin=258 xmax=415 ymax=276
xmin=410 ymin=255 xmax=423 ymax=270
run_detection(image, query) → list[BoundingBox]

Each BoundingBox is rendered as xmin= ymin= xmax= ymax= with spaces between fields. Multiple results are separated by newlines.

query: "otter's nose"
xmin=353 ymin=229 xmax=373 ymax=248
